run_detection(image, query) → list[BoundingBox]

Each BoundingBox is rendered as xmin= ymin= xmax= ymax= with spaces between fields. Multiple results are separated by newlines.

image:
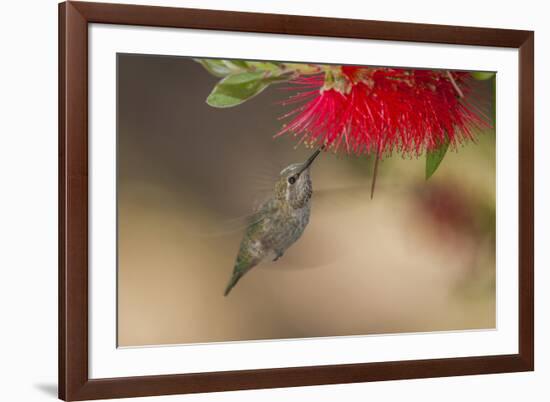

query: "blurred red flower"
xmin=277 ymin=66 xmax=490 ymax=156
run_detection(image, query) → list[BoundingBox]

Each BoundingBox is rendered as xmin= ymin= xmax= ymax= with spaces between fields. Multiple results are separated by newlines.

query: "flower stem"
xmin=446 ymin=71 xmax=464 ymax=98
xmin=370 ymin=148 xmax=380 ymax=200
xmin=281 ymin=63 xmax=321 ymax=75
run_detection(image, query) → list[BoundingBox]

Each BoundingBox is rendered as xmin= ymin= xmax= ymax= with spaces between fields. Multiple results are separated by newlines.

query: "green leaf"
xmin=471 ymin=71 xmax=495 ymax=80
xmin=206 ymin=72 xmax=284 ymax=108
xmin=425 ymin=138 xmax=450 ymax=179
xmin=281 ymin=63 xmax=320 ymax=75
xmin=197 ymin=59 xmax=294 ymax=107
xmin=225 ymin=60 xmax=249 ymax=70
xmin=244 ymin=61 xmax=283 ymax=73
xmin=196 ymin=59 xmax=285 ymax=78
xmin=195 ymin=59 xmax=235 ymax=78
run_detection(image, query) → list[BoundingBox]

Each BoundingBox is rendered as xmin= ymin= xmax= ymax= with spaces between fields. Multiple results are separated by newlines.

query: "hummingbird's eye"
xmin=288 ymin=176 xmax=296 ymax=185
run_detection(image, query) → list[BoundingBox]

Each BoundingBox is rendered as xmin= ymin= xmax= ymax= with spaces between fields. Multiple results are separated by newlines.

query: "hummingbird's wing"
xmin=204 ymin=185 xmax=367 ymax=238
xmin=189 ymin=166 xmax=280 ymax=239
xmin=188 ymin=194 xmax=272 ymax=239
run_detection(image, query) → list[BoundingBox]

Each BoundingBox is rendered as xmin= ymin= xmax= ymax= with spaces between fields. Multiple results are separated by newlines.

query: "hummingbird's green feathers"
xmin=223 ymin=198 xmax=285 ymax=296
xmin=224 ymin=254 xmax=254 ymax=296
xmin=223 ymin=269 xmax=245 ymax=296
xmin=223 ymin=215 xmax=266 ymax=296
xmin=224 ymin=148 xmax=322 ymax=296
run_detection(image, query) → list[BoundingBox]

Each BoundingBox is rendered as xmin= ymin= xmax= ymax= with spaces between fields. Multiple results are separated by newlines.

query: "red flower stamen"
xmin=276 ymin=66 xmax=491 ymax=157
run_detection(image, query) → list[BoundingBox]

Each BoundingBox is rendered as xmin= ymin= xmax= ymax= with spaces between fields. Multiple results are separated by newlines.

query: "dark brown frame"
xmin=59 ymin=1 xmax=534 ymax=400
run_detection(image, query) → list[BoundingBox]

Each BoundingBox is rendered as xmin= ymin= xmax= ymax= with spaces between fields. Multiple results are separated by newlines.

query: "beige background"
xmin=117 ymin=54 xmax=495 ymax=346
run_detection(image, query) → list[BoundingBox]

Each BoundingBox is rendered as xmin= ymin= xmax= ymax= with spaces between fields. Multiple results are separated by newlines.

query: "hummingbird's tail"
xmin=224 ymin=272 xmax=244 ymax=296
xmin=225 ymin=244 xmax=260 ymax=296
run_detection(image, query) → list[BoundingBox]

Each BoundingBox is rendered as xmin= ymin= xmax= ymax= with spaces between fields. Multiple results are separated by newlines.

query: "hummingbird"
xmin=224 ymin=147 xmax=323 ymax=296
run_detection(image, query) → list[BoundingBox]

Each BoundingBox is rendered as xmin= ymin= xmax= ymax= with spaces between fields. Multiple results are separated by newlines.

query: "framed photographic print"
xmin=59 ymin=1 xmax=534 ymax=400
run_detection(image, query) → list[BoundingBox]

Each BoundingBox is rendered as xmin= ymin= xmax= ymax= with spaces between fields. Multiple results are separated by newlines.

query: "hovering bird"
xmin=224 ymin=147 xmax=323 ymax=296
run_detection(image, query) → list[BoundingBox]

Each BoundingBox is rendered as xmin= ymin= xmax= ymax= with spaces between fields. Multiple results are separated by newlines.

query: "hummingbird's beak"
xmin=298 ymin=145 xmax=324 ymax=175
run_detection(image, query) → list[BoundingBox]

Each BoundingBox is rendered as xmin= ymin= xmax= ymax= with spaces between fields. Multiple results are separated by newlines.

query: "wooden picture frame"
xmin=59 ymin=1 xmax=534 ymax=400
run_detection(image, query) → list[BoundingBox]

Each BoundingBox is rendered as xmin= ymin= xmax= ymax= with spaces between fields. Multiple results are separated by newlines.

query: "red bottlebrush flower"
xmin=277 ymin=66 xmax=490 ymax=156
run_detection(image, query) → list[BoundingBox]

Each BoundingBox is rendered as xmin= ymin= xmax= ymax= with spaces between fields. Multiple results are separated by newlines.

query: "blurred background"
xmin=117 ymin=54 xmax=495 ymax=347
